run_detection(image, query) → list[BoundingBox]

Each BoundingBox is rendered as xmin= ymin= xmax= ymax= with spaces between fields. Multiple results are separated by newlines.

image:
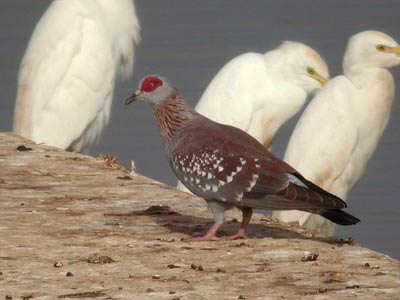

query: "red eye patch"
xmin=141 ymin=76 xmax=163 ymax=93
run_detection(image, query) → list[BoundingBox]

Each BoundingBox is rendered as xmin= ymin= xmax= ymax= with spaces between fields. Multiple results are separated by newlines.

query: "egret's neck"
xmin=97 ymin=0 xmax=137 ymax=33
xmin=263 ymin=50 xmax=287 ymax=77
xmin=344 ymin=64 xmax=395 ymax=92
xmin=344 ymin=65 xmax=395 ymax=134
xmin=97 ymin=0 xmax=140 ymax=77
xmin=154 ymin=93 xmax=198 ymax=151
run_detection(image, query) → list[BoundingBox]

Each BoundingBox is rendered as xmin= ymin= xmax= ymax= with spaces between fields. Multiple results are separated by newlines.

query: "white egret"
xmin=273 ymin=31 xmax=400 ymax=236
xmin=177 ymin=41 xmax=329 ymax=192
xmin=13 ymin=0 xmax=140 ymax=153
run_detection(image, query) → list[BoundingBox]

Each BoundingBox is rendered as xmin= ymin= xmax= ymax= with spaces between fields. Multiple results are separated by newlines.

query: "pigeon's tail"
xmin=315 ymin=209 xmax=360 ymax=225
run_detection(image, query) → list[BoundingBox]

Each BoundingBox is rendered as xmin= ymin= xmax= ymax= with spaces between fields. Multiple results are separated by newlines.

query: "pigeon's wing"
xmin=14 ymin=1 xmax=116 ymax=152
xmin=170 ymin=116 xmax=346 ymax=212
xmin=242 ymin=170 xmax=347 ymax=210
xmin=215 ymin=120 xmax=348 ymax=210
xmin=169 ymin=117 xmax=288 ymax=203
xmin=235 ymin=142 xmax=348 ymax=211
xmin=240 ymin=143 xmax=359 ymax=225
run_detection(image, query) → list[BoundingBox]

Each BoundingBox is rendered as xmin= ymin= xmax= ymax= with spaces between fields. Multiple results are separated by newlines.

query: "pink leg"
xmin=187 ymin=207 xmax=253 ymax=242
xmin=187 ymin=221 xmax=225 ymax=242
xmin=187 ymin=201 xmax=228 ymax=242
xmin=226 ymin=207 xmax=252 ymax=240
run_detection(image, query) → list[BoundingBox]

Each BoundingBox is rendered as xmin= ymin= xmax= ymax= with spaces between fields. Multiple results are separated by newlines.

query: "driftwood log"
xmin=0 ymin=132 xmax=399 ymax=300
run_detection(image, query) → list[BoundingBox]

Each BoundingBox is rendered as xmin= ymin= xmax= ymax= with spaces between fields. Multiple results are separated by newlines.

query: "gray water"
xmin=0 ymin=1 xmax=399 ymax=259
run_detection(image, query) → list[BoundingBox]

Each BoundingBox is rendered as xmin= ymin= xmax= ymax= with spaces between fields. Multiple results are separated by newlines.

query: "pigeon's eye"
xmin=376 ymin=44 xmax=386 ymax=52
xmin=141 ymin=76 xmax=163 ymax=92
xmin=307 ymin=67 xmax=316 ymax=75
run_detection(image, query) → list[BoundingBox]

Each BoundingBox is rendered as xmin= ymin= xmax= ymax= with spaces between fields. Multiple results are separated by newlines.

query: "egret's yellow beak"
xmin=388 ymin=45 xmax=400 ymax=56
xmin=310 ymin=72 xmax=328 ymax=86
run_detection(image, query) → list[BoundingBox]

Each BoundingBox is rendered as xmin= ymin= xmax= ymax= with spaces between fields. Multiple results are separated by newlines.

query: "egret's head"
xmin=343 ymin=31 xmax=400 ymax=71
xmin=268 ymin=41 xmax=329 ymax=94
xmin=125 ymin=75 xmax=175 ymax=107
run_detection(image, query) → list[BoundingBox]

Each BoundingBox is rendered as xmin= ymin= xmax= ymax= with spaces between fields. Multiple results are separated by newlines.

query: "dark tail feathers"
xmin=317 ymin=209 xmax=360 ymax=225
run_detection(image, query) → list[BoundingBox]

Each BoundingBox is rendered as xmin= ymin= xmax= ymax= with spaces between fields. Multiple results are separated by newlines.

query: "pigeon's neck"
xmin=154 ymin=92 xmax=198 ymax=150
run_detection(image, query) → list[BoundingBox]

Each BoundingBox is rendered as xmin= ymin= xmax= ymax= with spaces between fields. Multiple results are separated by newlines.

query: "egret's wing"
xmin=246 ymin=109 xmax=282 ymax=148
xmin=246 ymin=109 xmax=271 ymax=145
xmin=246 ymin=84 xmax=307 ymax=148
xmin=195 ymin=53 xmax=269 ymax=131
xmin=284 ymin=76 xmax=358 ymax=191
xmin=14 ymin=1 xmax=115 ymax=151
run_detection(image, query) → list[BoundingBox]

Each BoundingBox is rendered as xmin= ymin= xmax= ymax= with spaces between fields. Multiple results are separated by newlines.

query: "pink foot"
xmin=224 ymin=227 xmax=249 ymax=240
xmin=187 ymin=221 xmax=224 ymax=242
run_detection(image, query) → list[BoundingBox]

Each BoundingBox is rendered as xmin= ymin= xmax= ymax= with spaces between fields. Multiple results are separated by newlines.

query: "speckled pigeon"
xmin=125 ymin=75 xmax=360 ymax=242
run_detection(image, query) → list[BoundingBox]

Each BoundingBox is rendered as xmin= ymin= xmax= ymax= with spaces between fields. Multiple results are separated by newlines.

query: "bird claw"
xmin=186 ymin=232 xmax=248 ymax=242
xmin=186 ymin=235 xmax=227 ymax=242
xmin=224 ymin=233 xmax=249 ymax=240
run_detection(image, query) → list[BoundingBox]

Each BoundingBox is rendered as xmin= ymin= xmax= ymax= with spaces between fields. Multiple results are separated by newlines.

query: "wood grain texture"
xmin=0 ymin=132 xmax=398 ymax=300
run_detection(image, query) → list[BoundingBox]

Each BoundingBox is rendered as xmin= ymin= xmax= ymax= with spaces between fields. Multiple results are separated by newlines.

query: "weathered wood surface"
xmin=0 ymin=132 xmax=399 ymax=300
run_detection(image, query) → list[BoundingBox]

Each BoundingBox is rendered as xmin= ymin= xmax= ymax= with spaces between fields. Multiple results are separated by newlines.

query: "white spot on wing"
xmin=244 ymin=173 xmax=259 ymax=191
xmin=212 ymin=184 xmax=218 ymax=192
xmin=226 ymin=175 xmax=233 ymax=183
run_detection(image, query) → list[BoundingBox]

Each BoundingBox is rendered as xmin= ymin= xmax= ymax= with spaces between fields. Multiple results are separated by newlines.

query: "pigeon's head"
xmin=343 ymin=31 xmax=400 ymax=71
xmin=125 ymin=75 xmax=175 ymax=106
xmin=266 ymin=41 xmax=329 ymax=94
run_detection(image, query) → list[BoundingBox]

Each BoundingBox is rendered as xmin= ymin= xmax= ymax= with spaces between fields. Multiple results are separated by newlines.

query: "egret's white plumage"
xmin=273 ymin=31 xmax=400 ymax=235
xmin=177 ymin=41 xmax=329 ymax=192
xmin=13 ymin=0 xmax=140 ymax=153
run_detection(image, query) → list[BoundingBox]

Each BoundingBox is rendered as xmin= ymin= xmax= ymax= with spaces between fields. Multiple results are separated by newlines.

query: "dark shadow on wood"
xmin=104 ymin=205 xmax=349 ymax=245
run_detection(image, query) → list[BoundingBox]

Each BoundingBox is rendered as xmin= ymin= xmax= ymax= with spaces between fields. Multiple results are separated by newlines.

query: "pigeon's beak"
xmin=125 ymin=91 xmax=141 ymax=105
